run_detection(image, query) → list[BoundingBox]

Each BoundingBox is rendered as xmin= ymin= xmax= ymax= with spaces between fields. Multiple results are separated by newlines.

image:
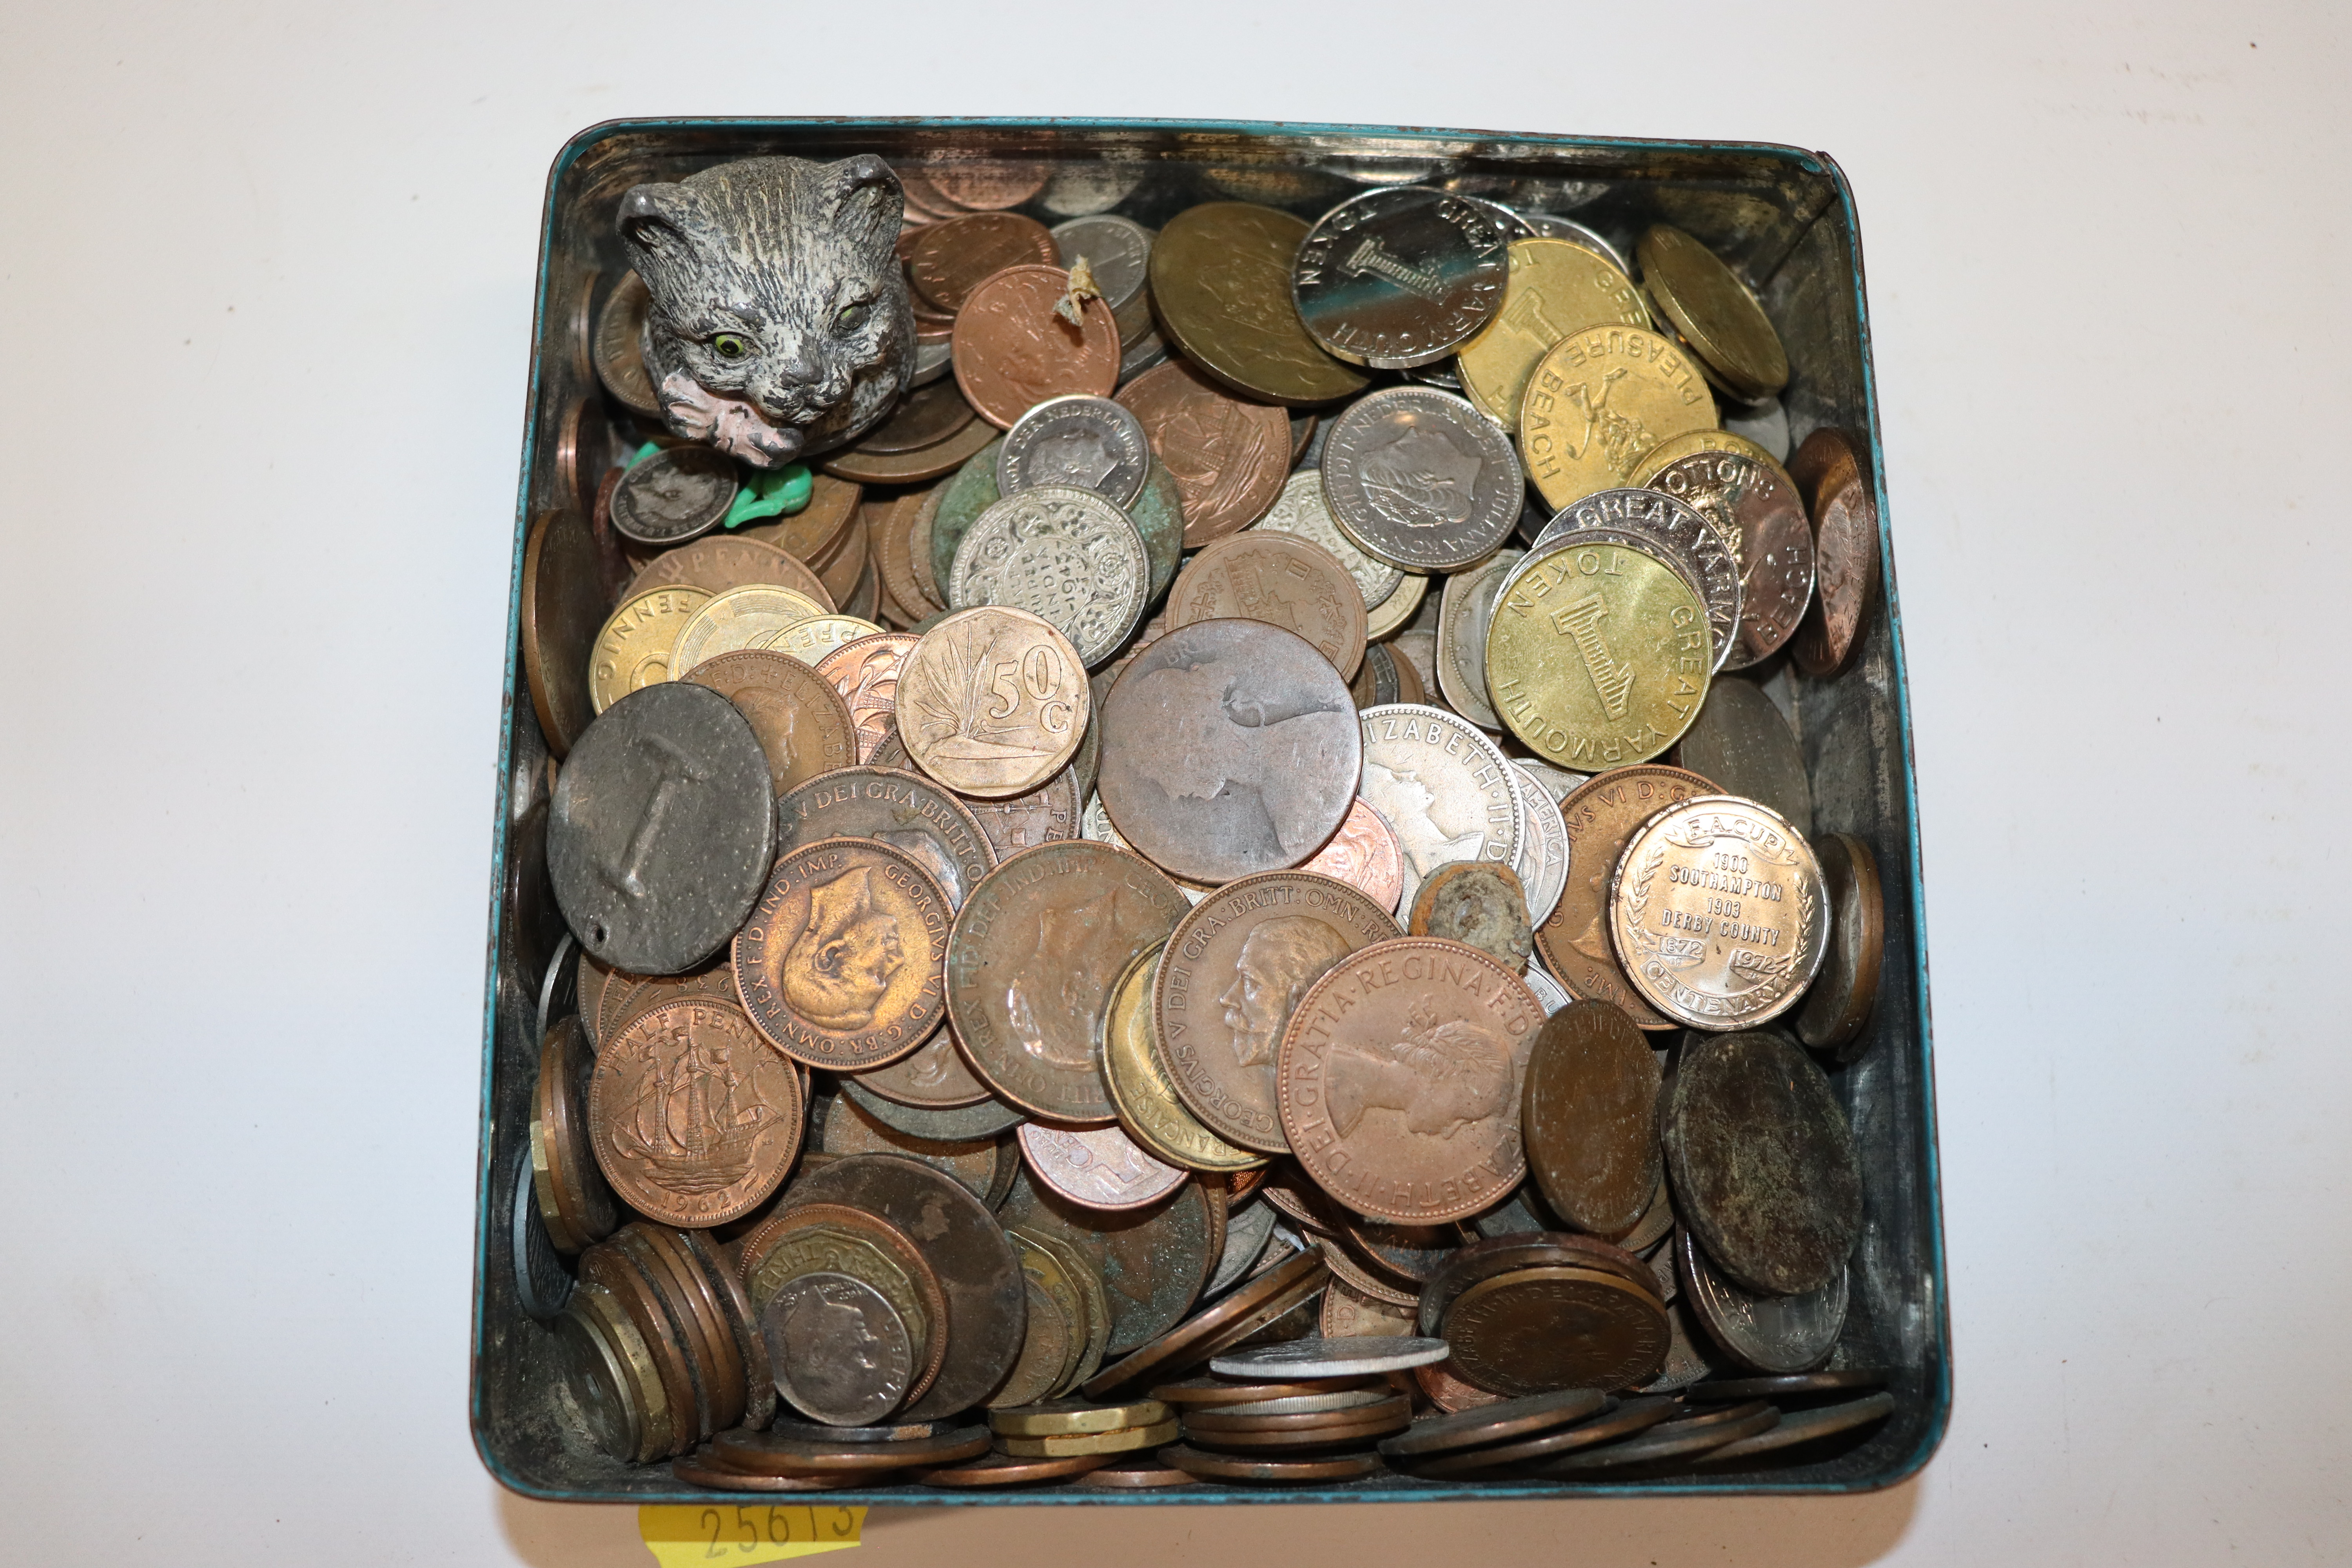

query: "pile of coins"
xmin=509 ymin=148 xmax=1898 ymax=1492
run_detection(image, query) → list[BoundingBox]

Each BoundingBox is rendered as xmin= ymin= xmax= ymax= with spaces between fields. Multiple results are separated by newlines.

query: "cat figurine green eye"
xmin=619 ymin=154 xmax=915 ymax=468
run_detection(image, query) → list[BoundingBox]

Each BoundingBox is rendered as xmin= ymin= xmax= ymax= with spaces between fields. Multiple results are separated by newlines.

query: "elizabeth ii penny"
xmin=1534 ymin=765 xmax=1715 ymax=1030
xmin=952 ymin=265 xmax=1122 ymax=430
xmin=1795 ymin=832 xmax=1886 ymax=1060
xmin=1298 ymin=798 xmax=1405 ymax=915
xmin=682 ymin=650 xmax=858 ymax=799
xmin=1155 ymin=871 xmax=1400 ymax=1155
xmin=777 ymin=765 xmax=995 ymax=913
xmin=1169 ymin=532 xmax=1368 ymax=681
xmin=588 ymin=998 xmax=804 ymax=1227
xmin=1274 ymin=936 xmax=1545 ymax=1223
xmin=894 ymin=607 xmax=1088 ymax=798
xmin=1096 ymin=619 xmax=1363 ymax=884
xmin=731 ymin=837 xmax=951 ymax=1071
xmin=1116 ymin=359 xmax=1292 ymax=547
xmin=1521 ymin=1000 xmax=1663 ymax=1235
xmin=813 ymin=632 xmax=918 ymax=764
xmin=1019 ymin=1121 xmax=1187 ymax=1212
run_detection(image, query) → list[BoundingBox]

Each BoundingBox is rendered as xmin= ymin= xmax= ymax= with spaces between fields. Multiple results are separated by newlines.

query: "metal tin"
xmin=475 ymin=117 xmax=1946 ymax=1505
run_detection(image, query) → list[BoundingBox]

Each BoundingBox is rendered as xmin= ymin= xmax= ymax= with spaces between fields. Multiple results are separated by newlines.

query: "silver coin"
xmin=909 ymin=336 xmax=954 ymax=388
xmin=1509 ymin=760 xmax=1569 ymax=928
xmin=1204 ymin=1200 xmax=1281 ymax=1299
xmin=1679 ymin=1228 xmax=1846 ymax=1375
xmin=608 ymin=446 xmax=737 ymax=546
xmin=1322 ymin=387 xmax=1524 ymax=571
xmin=947 ymin=485 xmax=1149 ymax=668
xmin=1434 ymin=547 xmax=1523 ymax=730
xmin=1252 ymin=470 xmax=1403 ymax=610
xmin=1399 ymin=361 xmax=1465 ymax=390
xmin=1210 ymin=1335 xmax=1450 ymax=1378
xmin=1215 ymin=1385 xmax=1398 ymax=1416
xmin=547 ymin=681 xmax=775 ymax=973
xmin=1292 ymin=188 xmax=1509 ymax=369
xmin=510 ymin=1142 xmax=573 ymax=1323
xmin=1519 ymin=212 xmax=1630 ymax=275
xmin=535 ymin=930 xmax=578 ymax=1047
xmin=1521 ymin=960 xmax=1572 ymax=1015
xmin=1534 ymin=487 xmax=1742 ymax=673
xmin=1508 ymin=756 xmax=1589 ymax=805
xmin=764 ymin=1272 xmax=915 ymax=1426
xmin=997 ymin=396 xmax=1150 ymax=509
xmin=1118 ymin=325 xmax=1170 ymax=383
xmin=1052 ymin=214 xmax=1156 ymax=346
xmin=1723 ymin=395 xmax=1791 ymax=461
xmin=1357 ymin=702 xmax=1530 ymax=913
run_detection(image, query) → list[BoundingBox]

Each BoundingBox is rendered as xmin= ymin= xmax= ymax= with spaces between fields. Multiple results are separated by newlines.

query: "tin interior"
xmin=475 ymin=118 xmax=1945 ymax=1503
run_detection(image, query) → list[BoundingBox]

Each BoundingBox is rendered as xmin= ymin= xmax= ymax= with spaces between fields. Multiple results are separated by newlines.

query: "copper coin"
xmin=1645 ymin=443 xmax=1815 ymax=669
xmin=845 ymin=1023 xmax=995 ymax=1114
xmin=1274 ymin=936 xmax=1543 ymax=1223
xmin=713 ymin=1423 xmax=992 ymax=1475
xmin=945 ymin=840 xmax=1189 ymax=1123
xmin=680 ymin=1225 xmax=777 ymax=1430
xmin=821 ymin=410 xmax=998 ymax=486
xmin=671 ymin=1449 xmax=865 ymax=1491
xmin=1794 ymin=831 xmax=1886 ymax=1060
xmin=1533 ymin=766 xmax=1717 ymax=1030
xmin=912 ymin=151 xmax=1052 ymax=212
xmin=780 ymin=1154 xmax=1027 ymax=1422
xmin=740 ymin=471 xmax=862 ymax=565
xmin=1019 ymin=1121 xmax=1187 ymax=1212
xmin=1695 ymin=1391 xmax=1894 ymax=1467
xmin=588 ymin=999 xmax=802 ymax=1228
xmin=1319 ymin=1279 xmax=1419 ymax=1338
xmin=777 ymin=764 xmax=995 ymax=914
xmin=1443 ymin=1265 xmax=1670 ymax=1394
xmin=895 ymin=606 xmax=1089 ymax=798
xmin=1080 ymin=1247 xmax=1329 ymax=1397
xmin=1632 ymin=1297 xmax=1716 ymax=1394
xmin=1333 ymin=1218 xmax=1465 ymax=1291
xmin=578 ymin=1241 xmax=704 ymax=1446
xmin=619 ymin=1224 xmax=743 ymax=1435
xmin=1675 ymin=677 xmax=1813 ymax=839
xmin=681 ymin=650 xmax=859 ymax=800
xmin=1151 ymin=1372 xmax=1385 ymax=1408
xmin=1413 ymin=1356 xmax=1507 ymax=1414
xmin=878 ymin=493 xmax=946 ymax=622
xmin=1317 ymin=1240 xmax=1414 ymax=1310
xmin=601 ymin=960 xmax=741 ymax=1044
xmin=521 ymin=510 xmax=607 ymax=758
xmin=820 ymin=1086 xmax=1003 ymax=1201
xmin=1405 ymin=1395 xmax=1681 ymax=1476
xmin=1184 ymin=1392 xmax=1412 ymax=1435
xmin=1521 ymin=1000 xmax=1663 ymax=1235
xmin=1148 ymin=204 xmax=1371 ymax=407
xmin=1663 ymin=1029 xmax=1861 ymax=1295
xmin=953 ymin=266 xmax=1122 ymax=429
xmin=1151 ymin=870 xmax=1399 ymax=1156
xmin=1298 ymin=798 xmax=1405 ymax=915
xmin=999 ymin=1166 xmax=1220 ymax=1359
xmin=1158 ymin=1443 xmax=1384 ymax=1484
xmin=812 ymin=632 xmax=918 ymax=764
xmin=1786 ymin=428 xmax=1877 ymax=677
xmin=535 ymin=1016 xmax=616 ymax=1248
xmin=907 ymin=212 xmax=1059 ymax=313
xmin=732 ymin=837 xmax=950 ymax=1071
xmin=1097 ymin=620 xmax=1365 ymax=884
xmin=1406 ymin=861 xmax=1534 ymax=971
xmin=1541 ymin=1403 xmax=1778 ymax=1474
xmin=1011 ymin=1225 xmax=1114 ymax=1393
xmin=857 ymin=379 xmax=978 ymax=455
xmin=991 ymin=1258 xmax=1079 ymax=1408
xmin=916 ymin=1450 xmax=1112 ymax=1487
xmin=1419 ymin=1232 xmax=1656 ymax=1331
xmin=623 ymin=534 xmax=835 ymax=612
xmin=593 ymin=270 xmax=661 ymax=419
xmin=1169 ymin=533 xmax=1369 ymax=681
xmin=906 ymin=486 xmax=949 ymax=609
xmin=1687 ymin=1368 xmax=1886 ymax=1403
xmin=1116 ymin=359 xmax=1292 ymax=547
xmin=1377 ymin=1386 xmax=1611 ymax=1458
xmin=1074 ymin=1454 xmax=1202 ymax=1487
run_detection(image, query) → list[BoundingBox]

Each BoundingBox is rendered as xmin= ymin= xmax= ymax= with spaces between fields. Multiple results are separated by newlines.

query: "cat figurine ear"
xmin=619 ymin=155 xmax=916 ymax=469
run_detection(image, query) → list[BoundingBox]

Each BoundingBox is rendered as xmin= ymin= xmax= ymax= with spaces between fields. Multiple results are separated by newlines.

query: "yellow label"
xmin=638 ymin=1504 xmax=864 ymax=1568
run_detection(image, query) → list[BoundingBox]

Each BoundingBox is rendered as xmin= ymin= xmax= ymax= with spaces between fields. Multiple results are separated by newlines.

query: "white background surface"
xmin=2 ymin=2 xmax=2345 ymax=1563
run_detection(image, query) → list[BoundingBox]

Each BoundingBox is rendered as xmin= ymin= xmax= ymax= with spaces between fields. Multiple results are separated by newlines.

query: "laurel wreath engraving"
xmin=1623 ymin=845 xmax=1667 ymax=962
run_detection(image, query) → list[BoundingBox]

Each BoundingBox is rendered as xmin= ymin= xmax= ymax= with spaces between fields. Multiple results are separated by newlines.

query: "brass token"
xmin=1168 ymin=531 xmax=1369 ymax=681
xmin=1635 ymin=225 xmax=1789 ymax=401
xmin=1457 ymin=239 xmax=1650 ymax=427
xmin=670 ymin=584 xmax=829 ymax=676
xmin=1795 ymin=832 xmax=1886 ymax=1059
xmin=1485 ymin=538 xmax=1710 ymax=769
xmin=622 ymin=532 xmax=835 ymax=611
xmin=1148 ymin=203 xmax=1371 ymax=407
xmin=1102 ymin=945 xmax=1265 ymax=1173
xmin=588 ymin=999 xmax=803 ymax=1229
xmin=1609 ymin=795 xmax=1828 ymax=1030
xmin=1517 ymin=325 xmax=1716 ymax=511
xmin=589 ymin=584 xmax=713 ymax=714
xmin=996 ymin=1417 xmax=1181 ymax=1458
xmin=1444 ymin=1265 xmax=1670 ymax=1394
xmin=1520 ymin=1000 xmax=1663 ymax=1234
xmin=682 ymin=650 xmax=859 ymax=798
xmin=894 ymin=606 xmax=1088 ymax=798
xmin=992 ymin=1396 xmax=1171 ymax=1437
xmin=766 ymin=613 xmax=886 ymax=667
xmin=732 ymin=836 xmax=951 ymax=1070
xmin=814 ymin=632 xmax=920 ymax=764
xmin=1534 ymin=766 xmax=1716 ymax=1029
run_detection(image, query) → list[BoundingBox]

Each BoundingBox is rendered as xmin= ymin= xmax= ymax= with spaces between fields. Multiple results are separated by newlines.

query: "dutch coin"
xmin=1168 ymin=531 xmax=1368 ymax=682
xmin=521 ymin=509 xmax=608 ymax=757
xmin=1407 ymin=862 xmax=1534 ymax=971
xmin=592 ymin=270 xmax=661 ymax=420
xmin=1150 ymin=203 xmax=1370 ymax=405
xmin=1635 ymin=225 xmax=1789 ymax=402
xmin=623 ymin=532 xmax=835 ymax=612
xmin=1097 ymin=619 xmax=1362 ymax=883
xmin=1321 ymin=387 xmax=1524 ymax=571
xmin=1610 ymin=795 xmax=1828 ymax=1030
xmin=1674 ymin=677 xmax=1814 ymax=838
xmin=946 ymin=839 xmax=1190 ymax=1123
xmin=588 ymin=998 xmax=802 ymax=1227
xmin=1536 ymin=487 xmax=1742 ymax=676
xmin=1154 ymin=870 xmax=1400 ymax=1156
xmin=732 ymin=836 xmax=951 ymax=1071
xmin=1534 ymin=765 xmax=1714 ymax=1028
xmin=947 ymin=486 xmax=1149 ymax=668
xmin=1356 ymin=702 xmax=1532 ymax=912
xmin=895 ymin=608 xmax=1087 ymax=798
xmin=1509 ymin=761 xmax=1570 ymax=927
xmin=669 ymin=584 xmax=829 ymax=676
xmin=1252 ymin=470 xmax=1403 ymax=611
xmin=1795 ymin=832 xmax=1885 ymax=1058
xmin=764 ymin=1272 xmax=915 ymax=1426
xmin=590 ymin=584 xmax=713 ymax=714
xmin=1298 ymin=797 xmax=1405 ymax=915
xmin=1635 ymin=433 xmax=1814 ymax=668
xmin=1117 ymin=359 xmax=1292 ymax=547
xmin=813 ymin=631 xmax=919 ymax=763
xmin=1788 ymin=427 xmax=1878 ymax=677
xmin=682 ymin=650 xmax=859 ymax=799
xmin=1663 ymin=1029 xmax=1860 ymax=1296
xmin=1292 ymin=187 xmax=1508 ymax=368
xmin=1000 ymin=1167 xmax=1219 ymax=1357
xmin=1443 ymin=1266 xmax=1669 ymax=1394
xmin=778 ymin=765 xmax=995 ymax=912
xmin=1485 ymin=537 xmax=1711 ymax=768
xmin=1521 ymin=1000 xmax=1662 ymax=1234
xmin=1457 ymin=238 xmax=1650 ymax=426
xmin=1020 ymin=1120 xmax=1188 ymax=1212
xmin=1434 ymin=547 xmax=1524 ymax=731
xmin=953 ymin=265 xmax=1122 ymax=429
xmin=1519 ymin=325 xmax=1716 ymax=511
xmin=549 ymin=682 xmax=774 ymax=973
xmin=610 ymin=447 xmax=738 ymax=547
xmin=906 ymin=211 xmax=1060 ymax=313
xmin=1103 ymin=946 xmax=1265 ymax=1173
xmin=1052 ymin=213 xmax=1156 ymax=344
xmin=997 ymin=395 xmax=1151 ymax=509
xmin=1678 ymin=1227 xmax=1847 ymax=1374
xmin=1276 ymin=936 xmax=1545 ymax=1223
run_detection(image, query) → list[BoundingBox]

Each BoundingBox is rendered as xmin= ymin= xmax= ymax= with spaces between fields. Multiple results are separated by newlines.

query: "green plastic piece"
xmin=724 ymin=463 xmax=812 ymax=528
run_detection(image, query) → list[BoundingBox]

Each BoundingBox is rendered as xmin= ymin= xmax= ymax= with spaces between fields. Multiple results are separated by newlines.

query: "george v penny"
xmin=777 ymin=765 xmax=995 ymax=913
xmin=1149 ymin=203 xmax=1370 ymax=407
xmin=894 ymin=607 xmax=1088 ymax=798
xmin=1155 ymin=871 xmax=1401 ymax=1156
xmin=1116 ymin=359 xmax=1292 ymax=547
xmin=813 ymin=631 xmax=920 ymax=763
xmin=1169 ymin=533 xmax=1368 ymax=681
xmin=683 ymin=650 xmax=859 ymax=799
xmin=1275 ymin=936 xmax=1546 ymax=1223
xmin=1019 ymin=1120 xmax=1187 ymax=1212
xmin=1096 ymin=619 xmax=1362 ymax=884
xmin=732 ymin=837 xmax=951 ymax=1071
xmin=1795 ymin=832 xmax=1886 ymax=1060
xmin=590 ymin=584 xmax=713 ymax=715
xmin=1674 ymin=676 xmax=1813 ymax=838
xmin=953 ymin=265 xmax=1122 ymax=430
xmin=1521 ymin=1000 xmax=1662 ymax=1235
xmin=1299 ymin=798 xmax=1405 ymax=915
xmin=946 ymin=840 xmax=1191 ymax=1123
xmin=1534 ymin=765 xmax=1715 ymax=1029
xmin=588 ymin=998 xmax=803 ymax=1228
xmin=623 ymin=532 xmax=835 ymax=612
xmin=521 ymin=509 xmax=607 ymax=758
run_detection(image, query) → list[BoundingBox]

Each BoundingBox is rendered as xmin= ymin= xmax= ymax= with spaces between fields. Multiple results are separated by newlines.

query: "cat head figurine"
xmin=619 ymin=154 xmax=915 ymax=468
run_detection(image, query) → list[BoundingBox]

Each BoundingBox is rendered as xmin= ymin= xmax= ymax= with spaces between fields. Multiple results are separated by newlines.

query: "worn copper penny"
xmin=1169 ymin=532 xmax=1368 ymax=681
xmin=1019 ymin=1121 xmax=1187 ymax=1211
xmin=1148 ymin=203 xmax=1370 ymax=407
xmin=1158 ymin=1444 xmax=1383 ymax=1483
xmin=895 ymin=607 xmax=1089 ymax=798
xmin=1378 ymin=1387 xmax=1612 ymax=1458
xmin=1276 ymin=936 xmax=1545 ymax=1222
xmin=1795 ymin=832 xmax=1886 ymax=1060
xmin=588 ymin=999 xmax=804 ymax=1227
xmin=592 ymin=270 xmax=662 ymax=419
xmin=1299 ymin=798 xmax=1405 ymax=915
xmin=1534 ymin=765 xmax=1715 ymax=1029
xmin=811 ymin=632 xmax=919 ymax=764
xmin=1096 ymin=619 xmax=1362 ymax=884
xmin=917 ymin=1449 xmax=1114 ymax=1487
xmin=1786 ymin=427 xmax=1877 ymax=678
xmin=777 ymin=765 xmax=995 ymax=914
xmin=1407 ymin=861 xmax=1534 ymax=971
xmin=821 ymin=417 xmax=998 ymax=486
xmin=681 ymin=650 xmax=859 ymax=800
xmin=1521 ymin=1000 xmax=1662 ymax=1235
xmin=1000 ymin=1167 xmax=1218 ymax=1357
xmin=732 ymin=837 xmax=951 ymax=1071
xmin=818 ymin=1086 xmax=1001 ymax=1200
xmin=953 ymin=266 xmax=1122 ymax=430
xmin=521 ymin=509 xmax=607 ymax=758
xmin=1695 ymin=1391 xmax=1894 ymax=1467
xmin=1116 ymin=359 xmax=1292 ymax=547
xmin=845 ymin=1023 xmax=996 ymax=1115
xmin=1675 ymin=677 xmax=1814 ymax=839
xmin=907 ymin=212 xmax=1060 ymax=314
xmin=1444 ymin=1266 xmax=1670 ymax=1394
xmin=1419 ymin=1232 xmax=1655 ymax=1332
xmin=624 ymin=532 xmax=835 ymax=612
xmin=1081 ymin=1246 xmax=1328 ymax=1396
xmin=1155 ymin=871 xmax=1401 ymax=1156
xmin=1664 ymin=1029 xmax=1861 ymax=1296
